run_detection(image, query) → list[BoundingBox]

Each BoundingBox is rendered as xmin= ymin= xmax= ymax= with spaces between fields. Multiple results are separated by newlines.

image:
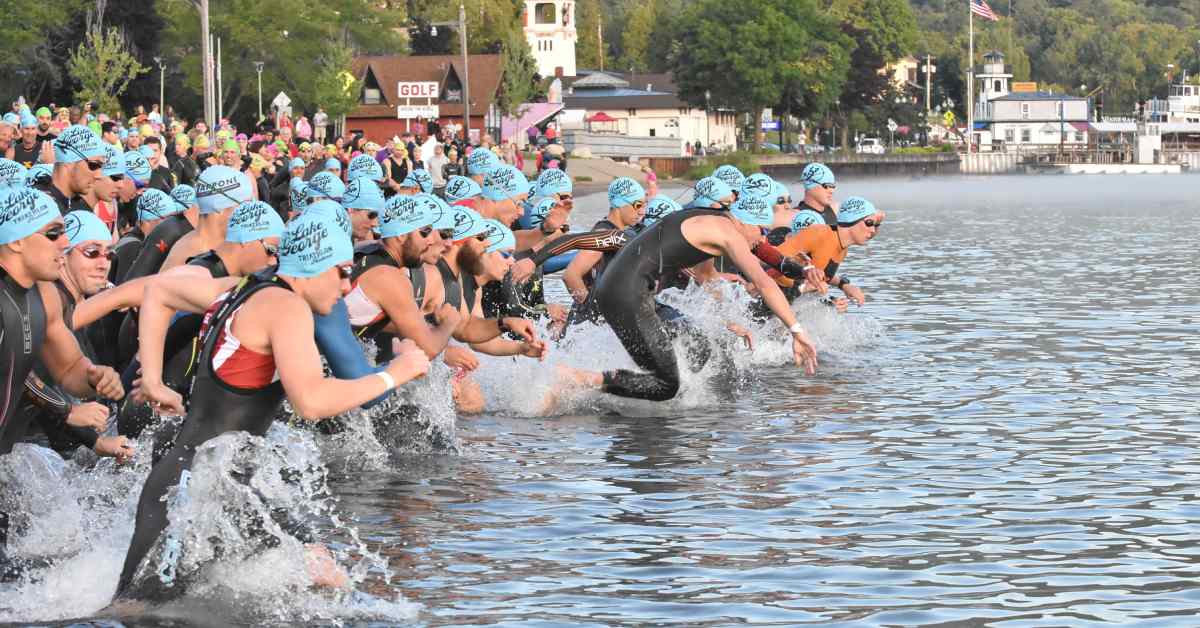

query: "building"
xmin=346 ymin=54 xmax=504 ymax=142
xmin=971 ymin=51 xmax=1088 ymax=151
xmin=523 ymin=0 xmax=577 ymax=78
xmin=881 ymin=56 xmax=920 ymax=90
xmin=557 ymin=71 xmax=737 ymax=156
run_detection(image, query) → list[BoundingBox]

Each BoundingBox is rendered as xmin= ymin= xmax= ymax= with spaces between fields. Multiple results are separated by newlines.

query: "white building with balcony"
xmin=980 ymin=93 xmax=1090 ymax=149
xmin=523 ymin=0 xmax=577 ymax=78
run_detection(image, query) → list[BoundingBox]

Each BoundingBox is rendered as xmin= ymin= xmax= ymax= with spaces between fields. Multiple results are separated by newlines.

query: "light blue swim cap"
xmin=443 ymin=175 xmax=481 ymax=202
xmin=2 ymin=113 xmax=19 ymax=126
xmin=740 ymin=173 xmax=775 ymax=200
xmin=712 ymin=164 xmax=746 ymax=190
xmin=466 ymin=147 xmax=501 ymax=177
xmin=19 ymin=112 xmax=37 ymax=129
xmin=346 ymin=154 xmax=383 ymax=182
xmin=730 ymin=195 xmax=772 ymax=227
xmin=641 ymin=196 xmax=683 ymax=226
xmin=24 ymin=164 xmax=52 ymax=187
xmin=479 ymin=218 xmax=515 ymax=253
xmin=324 ymin=158 xmax=341 ymax=171
xmin=342 ymin=179 xmax=385 ymax=212
xmin=304 ymin=199 xmax=353 ymax=237
xmin=448 ymin=203 xmax=488 ymax=240
xmin=62 ymin=210 xmax=111 ymax=249
xmin=122 ymin=150 xmax=151 ymax=184
xmin=305 ymin=171 xmax=346 ymax=203
xmin=226 ymin=200 xmax=285 ymax=244
xmin=289 ymin=177 xmax=307 ymax=210
xmin=526 ymin=197 xmax=557 ymax=229
xmin=402 ymin=168 xmax=434 ymax=194
xmin=137 ymin=188 xmax=181 ymax=221
xmin=607 ymin=177 xmax=646 ymax=208
xmin=195 ymin=165 xmax=253 ymax=214
xmin=535 ymin=168 xmax=572 ymax=197
xmin=378 ymin=194 xmax=437 ymax=239
xmin=801 ymin=163 xmax=835 ymax=190
xmin=790 ymin=209 xmax=825 ymax=232
xmin=277 ymin=206 xmax=354 ymax=278
xmin=692 ymin=176 xmax=733 ymax=207
xmin=836 ymin=197 xmax=877 ymax=226
xmin=0 ymin=188 xmax=60 ymax=244
xmin=100 ymin=144 xmax=124 ymax=178
xmin=53 ymin=125 xmax=106 ymax=164
xmin=482 ymin=165 xmax=531 ymax=201
xmin=289 ymin=157 xmax=305 ymax=170
xmin=170 ymin=184 xmax=197 ymax=211
xmin=0 ymin=159 xmax=26 ymax=189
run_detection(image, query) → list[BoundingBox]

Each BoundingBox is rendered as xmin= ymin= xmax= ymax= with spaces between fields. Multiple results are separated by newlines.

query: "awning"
xmin=501 ymin=102 xmax=564 ymax=143
xmin=1089 ymin=121 xmax=1137 ymax=133
xmin=973 ymin=121 xmax=988 ymax=130
xmin=587 ymin=111 xmax=618 ymax=122
xmin=1070 ymin=122 xmax=1089 ymax=132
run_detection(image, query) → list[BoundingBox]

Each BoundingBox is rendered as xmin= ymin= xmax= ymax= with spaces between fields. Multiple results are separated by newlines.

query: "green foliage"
xmin=574 ymin=0 xmax=610 ymax=70
xmin=311 ymin=46 xmax=362 ymax=122
xmin=893 ymin=144 xmax=955 ymax=154
xmin=496 ymin=28 xmax=540 ymax=116
xmin=68 ymin=27 xmax=148 ymax=116
xmin=684 ymin=151 xmax=763 ymax=180
xmin=618 ymin=0 xmax=657 ymax=72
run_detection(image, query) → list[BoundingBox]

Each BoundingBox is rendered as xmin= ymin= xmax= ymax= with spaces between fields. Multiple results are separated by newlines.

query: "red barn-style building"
xmin=347 ymin=54 xmax=503 ymax=141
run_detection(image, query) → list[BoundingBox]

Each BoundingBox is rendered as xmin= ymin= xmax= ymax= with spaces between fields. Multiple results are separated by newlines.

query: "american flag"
xmin=971 ymin=0 xmax=1000 ymax=21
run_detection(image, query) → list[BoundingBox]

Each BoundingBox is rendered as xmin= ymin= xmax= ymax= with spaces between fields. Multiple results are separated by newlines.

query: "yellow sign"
xmin=943 ymin=110 xmax=956 ymax=127
xmin=1012 ymin=82 xmax=1037 ymax=93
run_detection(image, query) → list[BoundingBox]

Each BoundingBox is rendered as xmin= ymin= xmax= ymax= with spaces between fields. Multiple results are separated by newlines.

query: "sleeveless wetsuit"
xmin=117 ymin=272 xmax=289 ymax=601
xmin=593 ymin=210 xmax=724 ymax=401
xmin=115 ymin=216 xmax=197 ymax=372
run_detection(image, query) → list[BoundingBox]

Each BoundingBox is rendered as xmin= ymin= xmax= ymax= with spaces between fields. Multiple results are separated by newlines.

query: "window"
xmin=1004 ymin=128 xmax=1014 ymax=142
xmin=907 ymin=68 xmax=917 ymax=83
xmin=1075 ymin=132 xmax=1085 ymax=143
xmin=534 ymin=3 xmax=556 ymax=24
xmin=994 ymin=80 xmax=1001 ymax=92
xmin=363 ymin=88 xmax=381 ymax=105
xmin=1020 ymin=127 xmax=1031 ymax=143
xmin=1020 ymin=103 xmax=1030 ymax=120
xmin=1056 ymin=101 xmax=1063 ymax=117
xmin=649 ymin=128 xmax=656 ymax=137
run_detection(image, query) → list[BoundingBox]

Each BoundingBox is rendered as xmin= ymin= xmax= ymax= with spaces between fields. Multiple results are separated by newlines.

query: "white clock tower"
xmin=523 ymin=0 xmax=577 ymax=78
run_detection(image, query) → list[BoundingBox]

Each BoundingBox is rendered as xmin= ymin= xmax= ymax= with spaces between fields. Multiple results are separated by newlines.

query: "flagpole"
xmin=967 ymin=5 xmax=974 ymax=154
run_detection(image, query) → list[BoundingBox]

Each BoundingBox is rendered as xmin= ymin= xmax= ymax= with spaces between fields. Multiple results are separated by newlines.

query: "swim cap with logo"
xmin=801 ymin=163 xmax=835 ymax=190
xmin=730 ymin=195 xmax=772 ymax=226
xmin=478 ymin=219 xmax=516 ymax=253
xmin=0 ymin=188 xmax=59 ymax=244
xmin=226 ymin=201 xmax=285 ymax=243
xmin=0 ymin=159 xmax=26 ymax=189
xmin=482 ymin=165 xmax=531 ymax=201
xmin=122 ymin=150 xmax=152 ymax=185
xmin=692 ymin=176 xmax=733 ymax=207
xmin=378 ymin=194 xmax=438 ymax=239
xmin=100 ymin=144 xmax=124 ymax=177
xmin=53 ymin=125 xmax=107 ymax=164
xmin=525 ymin=198 xmax=558 ymax=229
xmin=607 ymin=177 xmax=646 ymax=208
xmin=448 ymin=204 xmax=488 ymax=240
xmin=641 ymin=196 xmax=683 ymax=226
xmin=466 ymin=148 xmax=501 ymax=177
xmin=137 ymin=189 xmax=180 ymax=221
xmin=790 ymin=209 xmax=826 ymax=232
xmin=305 ymin=171 xmax=346 ymax=203
xmin=402 ymin=168 xmax=434 ymax=194
xmin=289 ymin=177 xmax=307 ymax=210
xmin=444 ymin=175 xmax=482 ymax=202
xmin=196 ymin=165 xmax=253 ymax=214
xmin=324 ymin=158 xmax=341 ymax=171
xmin=25 ymin=164 xmax=52 ymax=188
xmin=535 ymin=168 xmax=572 ymax=197
xmin=170 ymin=184 xmax=197 ymax=211
xmin=138 ymin=145 xmax=154 ymax=159
xmin=771 ymin=180 xmax=790 ymax=204
xmin=417 ymin=193 xmax=457 ymax=230
xmin=342 ymin=179 xmax=385 ymax=212
xmin=2 ymin=113 xmax=18 ymax=126
xmin=63 ymin=210 xmax=111 ymax=249
xmin=740 ymin=173 xmax=775 ymax=200
xmin=289 ymin=157 xmax=305 ymax=170
xmin=304 ymin=199 xmax=353 ymax=238
xmin=19 ymin=112 xmax=37 ymax=129
xmin=276 ymin=208 xmax=354 ymax=279
xmin=712 ymin=164 xmax=746 ymax=190
xmin=346 ymin=154 xmax=384 ymax=182
xmin=836 ymin=197 xmax=877 ymax=226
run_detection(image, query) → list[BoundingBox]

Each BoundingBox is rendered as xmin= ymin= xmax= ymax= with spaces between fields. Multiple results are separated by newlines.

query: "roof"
xmin=992 ymin=92 xmax=1088 ymax=102
xmin=563 ymin=93 xmax=691 ymax=110
xmin=569 ymin=71 xmax=629 ymax=89
xmin=348 ymin=54 xmax=503 ymax=119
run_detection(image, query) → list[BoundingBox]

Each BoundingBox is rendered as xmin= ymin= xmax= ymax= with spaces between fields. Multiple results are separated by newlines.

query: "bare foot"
xmin=452 ymin=375 xmax=486 ymax=415
xmin=538 ymin=365 xmax=603 ymax=414
xmin=304 ymin=544 xmax=349 ymax=589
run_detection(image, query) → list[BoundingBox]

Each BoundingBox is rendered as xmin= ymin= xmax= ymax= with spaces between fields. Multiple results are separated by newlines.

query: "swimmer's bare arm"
xmin=37 ymin=282 xmax=124 ymax=400
xmin=365 ymin=267 xmax=459 ymax=359
xmin=137 ymin=274 xmax=240 ymax=391
xmin=721 ymin=234 xmax=818 ymax=374
xmin=72 ymin=275 xmax=151 ymax=329
xmin=158 ymin=233 xmax=196 ymax=272
xmin=562 ymin=250 xmax=602 ymax=303
xmin=267 ymin=294 xmax=429 ymax=419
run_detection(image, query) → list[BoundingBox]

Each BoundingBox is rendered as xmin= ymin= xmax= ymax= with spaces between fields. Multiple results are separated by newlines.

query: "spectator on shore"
xmin=427 ymin=144 xmax=449 ymax=194
xmin=313 ymin=107 xmax=328 ymax=143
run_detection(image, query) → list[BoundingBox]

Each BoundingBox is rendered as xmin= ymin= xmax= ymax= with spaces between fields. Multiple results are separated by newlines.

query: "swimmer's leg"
xmin=452 ymin=375 xmax=485 ymax=415
xmin=599 ymin=296 xmax=681 ymax=401
xmin=116 ymin=442 xmax=198 ymax=600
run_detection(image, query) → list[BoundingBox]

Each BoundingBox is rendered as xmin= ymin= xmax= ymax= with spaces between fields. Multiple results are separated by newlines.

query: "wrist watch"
xmin=837 ymin=276 xmax=851 ymax=289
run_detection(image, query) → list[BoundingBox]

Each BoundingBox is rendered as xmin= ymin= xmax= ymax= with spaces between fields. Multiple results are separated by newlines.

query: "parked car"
xmin=855 ymin=138 xmax=885 ymax=155
xmin=758 ymin=142 xmax=783 ymax=153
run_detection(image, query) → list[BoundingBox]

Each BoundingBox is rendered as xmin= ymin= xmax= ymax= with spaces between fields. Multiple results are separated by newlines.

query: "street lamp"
xmin=254 ymin=61 xmax=265 ymax=124
xmin=428 ymin=4 xmax=470 ymax=143
xmin=153 ymin=56 xmax=166 ymax=120
xmin=704 ymin=89 xmax=711 ymax=152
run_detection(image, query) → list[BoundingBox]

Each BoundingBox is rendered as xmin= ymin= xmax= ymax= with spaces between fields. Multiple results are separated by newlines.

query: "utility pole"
xmin=254 ymin=62 xmax=264 ymax=123
xmin=460 ymin=3 xmax=471 ymax=144
xmin=216 ymin=36 xmax=223 ymax=123
xmin=154 ymin=56 xmax=166 ymax=117
xmin=199 ymin=0 xmax=214 ymax=139
xmin=598 ymin=21 xmax=604 ymax=71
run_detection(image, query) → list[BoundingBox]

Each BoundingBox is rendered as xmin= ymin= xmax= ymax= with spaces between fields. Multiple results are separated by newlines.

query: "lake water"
xmin=2 ymin=175 xmax=1198 ymax=626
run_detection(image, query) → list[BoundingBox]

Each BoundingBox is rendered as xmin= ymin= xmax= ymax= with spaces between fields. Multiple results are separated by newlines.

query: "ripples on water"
xmin=3 ymin=175 xmax=1199 ymax=626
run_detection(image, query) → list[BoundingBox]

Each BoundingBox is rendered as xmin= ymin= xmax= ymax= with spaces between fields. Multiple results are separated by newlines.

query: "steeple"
xmin=523 ymin=0 xmax=578 ymax=78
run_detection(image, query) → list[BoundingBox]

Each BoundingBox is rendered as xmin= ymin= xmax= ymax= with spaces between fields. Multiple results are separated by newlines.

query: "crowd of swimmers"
xmin=0 ymin=119 xmax=883 ymax=604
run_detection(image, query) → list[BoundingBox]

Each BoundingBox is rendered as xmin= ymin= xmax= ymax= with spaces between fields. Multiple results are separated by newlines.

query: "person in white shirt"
xmin=313 ymin=107 xmax=329 ymax=144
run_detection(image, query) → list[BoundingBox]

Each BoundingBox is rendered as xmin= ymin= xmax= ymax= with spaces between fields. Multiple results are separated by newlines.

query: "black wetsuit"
xmin=565 ymin=218 xmax=618 ymax=326
xmin=0 ymin=271 xmax=48 ymax=578
xmin=117 ymin=272 xmax=290 ymax=601
xmin=594 ymin=210 xmax=724 ymax=401
xmin=114 ymin=215 xmax=196 ymax=370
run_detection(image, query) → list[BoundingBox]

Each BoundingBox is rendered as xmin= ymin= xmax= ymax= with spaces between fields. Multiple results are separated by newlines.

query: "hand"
xmin=543 ymin=207 xmax=569 ymax=232
xmin=726 ymin=323 xmax=754 ymax=350
xmin=66 ymin=401 xmax=109 ymax=431
xmin=842 ymin=283 xmax=866 ymax=306
xmin=133 ymin=379 xmax=185 ymax=415
xmin=518 ymin=339 xmax=548 ymax=361
xmin=94 ymin=435 xmax=135 ymax=464
xmin=569 ymin=288 xmax=588 ymax=304
xmin=545 ymin=303 xmax=568 ymax=324
xmin=87 ymin=364 xmax=124 ymax=400
xmin=39 ymin=141 xmax=55 ymax=165
xmin=790 ymin=328 xmax=818 ymax=375
xmin=386 ymin=339 xmax=431 ymax=384
xmin=304 ymin=544 xmax=350 ymax=589
xmin=434 ymin=302 xmax=462 ymax=328
xmin=509 ymin=258 xmax=536 ymax=285
xmin=826 ymin=296 xmax=849 ymax=313
xmin=804 ymin=266 xmax=828 ymax=295
xmin=500 ymin=317 xmax=537 ymax=343
xmin=442 ymin=345 xmax=479 ymax=372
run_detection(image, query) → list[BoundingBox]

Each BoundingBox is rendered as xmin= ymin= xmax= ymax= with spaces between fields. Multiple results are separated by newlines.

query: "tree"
xmin=619 ymin=0 xmax=656 ymax=72
xmin=68 ymin=25 xmax=147 ymax=115
xmin=575 ymin=0 xmax=610 ymax=70
xmin=495 ymin=27 xmax=540 ymax=116
xmin=312 ymin=46 xmax=362 ymax=131
xmin=669 ymin=0 xmax=849 ymax=151
xmin=830 ymin=0 xmax=919 ymax=149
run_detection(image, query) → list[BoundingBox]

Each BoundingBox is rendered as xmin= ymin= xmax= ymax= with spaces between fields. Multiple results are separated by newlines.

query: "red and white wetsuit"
xmin=198 ymin=293 xmax=278 ymax=388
